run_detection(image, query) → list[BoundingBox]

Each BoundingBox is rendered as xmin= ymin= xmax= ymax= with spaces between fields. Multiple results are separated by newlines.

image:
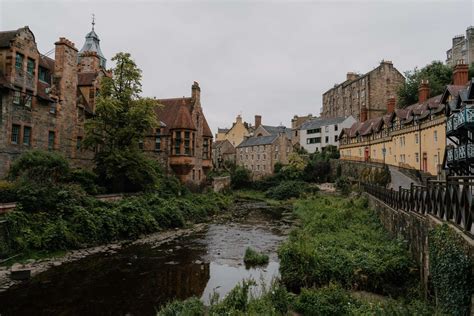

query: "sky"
xmin=1 ymin=0 xmax=473 ymax=134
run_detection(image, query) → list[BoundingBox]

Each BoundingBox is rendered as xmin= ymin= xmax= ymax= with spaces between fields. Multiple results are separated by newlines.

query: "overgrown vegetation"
xmin=278 ymin=195 xmax=416 ymax=296
xmin=397 ymin=61 xmax=474 ymax=108
xmin=360 ymin=164 xmax=391 ymax=187
xmin=429 ymin=224 xmax=473 ymax=316
xmin=243 ymin=247 xmax=269 ymax=267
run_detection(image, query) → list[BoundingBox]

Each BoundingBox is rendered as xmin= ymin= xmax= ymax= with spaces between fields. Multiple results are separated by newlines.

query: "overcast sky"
xmin=1 ymin=0 xmax=473 ymax=133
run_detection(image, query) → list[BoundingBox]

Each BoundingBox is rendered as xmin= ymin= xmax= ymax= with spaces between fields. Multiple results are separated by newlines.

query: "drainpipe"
xmin=419 ymin=124 xmax=422 ymax=171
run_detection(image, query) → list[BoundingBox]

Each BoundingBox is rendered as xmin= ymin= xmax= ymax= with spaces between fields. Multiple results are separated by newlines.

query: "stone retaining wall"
xmin=330 ymin=159 xmax=385 ymax=180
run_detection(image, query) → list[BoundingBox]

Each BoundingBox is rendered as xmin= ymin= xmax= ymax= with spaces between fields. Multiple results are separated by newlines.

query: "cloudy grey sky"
xmin=1 ymin=0 xmax=473 ymax=133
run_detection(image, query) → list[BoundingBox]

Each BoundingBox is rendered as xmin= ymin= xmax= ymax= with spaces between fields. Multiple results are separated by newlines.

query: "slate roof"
xmin=217 ymin=128 xmax=229 ymax=133
xmin=0 ymin=29 xmax=20 ymax=48
xmin=260 ymin=125 xmax=292 ymax=138
xmin=237 ymin=134 xmax=278 ymax=148
xmin=300 ymin=116 xmax=346 ymax=130
xmin=154 ymin=97 xmax=213 ymax=137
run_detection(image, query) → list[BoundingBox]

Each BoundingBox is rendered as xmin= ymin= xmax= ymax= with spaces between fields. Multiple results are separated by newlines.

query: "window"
xmin=334 ymin=135 xmax=338 ymax=142
xmin=76 ymin=136 xmax=82 ymax=151
xmin=263 ymin=154 xmax=266 ymax=160
xmin=15 ymin=53 xmax=23 ymax=69
xmin=203 ymin=138 xmax=209 ymax=159
xmin=13 ymin=91 xmax=20 ymax=105
xmin=257 ymin=154 xmax=260 ymax=160
xmin=325 ymin=126 xmax=329 ymax=132
xmin=325 ymin=136 xmax=329 ymax=143
xmin=307 ymin=137 xmax=321 ymax=144
xmin=23 ymin=126 xmax=31 ymax=146
xmin=295 ymin=130 xmax=298 ymax=136
xmin=48 ymin=131 xmax=55 ymax=150
xmin=50 ymin=102 xmax=57 ymax=114
xmin=27 ymin=58 xmax=35 ymax=75
xmin=24 ymin=95 xmax=32 ymax=108
xmin=434 ymin=130 xmax=438 ymax=142
xmin=174 ymin=131 xmax=181 ymax=155
xmin=334 ymin=124 xmax=338 ymax=131
xmin=39 ymin=67 xmax=48 ymax=82
xmin=198 ymin=169 xmax=201 ymax=180
xmin=257 ymin=165 xmax=260 ymax=171
xmin=415 ymin=153 xmax=419 ymax=163
xmin=11 ymin=124 xmax=20 ymax=144
xmin=184 ymin=131 xmax=191 ymax=155
xmin=275 ymin=145 xmax=278 ymax=152
xmin=307 ymin=128 xmax=321 ymax=134
xmin=415 ymin=134 xmax=419 ymax=144
xmin=192 ymin=169 xmax=195 ymax=181
xmin=155 ymin=130 xmax=161 ymax=151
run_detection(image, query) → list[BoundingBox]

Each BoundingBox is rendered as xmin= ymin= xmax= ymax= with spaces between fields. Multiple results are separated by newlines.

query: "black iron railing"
xmin=363 ymin=177 xmax=474 ymax=237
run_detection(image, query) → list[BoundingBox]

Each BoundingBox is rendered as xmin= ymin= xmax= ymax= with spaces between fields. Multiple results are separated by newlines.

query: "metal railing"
xmin=363 ymin=177 xmax=474 ymax=237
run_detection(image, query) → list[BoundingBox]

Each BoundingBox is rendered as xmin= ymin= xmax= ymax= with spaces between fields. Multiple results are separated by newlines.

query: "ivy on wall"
xmin=429 ymin=224 xmax=473 ymax=315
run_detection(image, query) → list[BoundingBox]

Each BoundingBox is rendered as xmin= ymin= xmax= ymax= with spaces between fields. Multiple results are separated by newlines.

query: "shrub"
xmin=157 ymin=297 xmax=204 ymax=316
xmin=0 ymin=180 xmax=17 ymax=203
xmin=8 ymin=150 xmax=70 ymax=183
xmin=293 ymin=284 xmax=355 ymax=315
xmin=68 ymin=169 xmax=103 ymax=195
xmin=335 ymin=176 xmax=351 ymax=195
xmin=244 ymin=247 xmax=269 ymax=267
xmin=265 ymin=180 xmax=310 ymax=200
xmin=231 ymin=166 xmax=252 ymax=189
xmin=303 ymin=158 xmax=330 ymax=183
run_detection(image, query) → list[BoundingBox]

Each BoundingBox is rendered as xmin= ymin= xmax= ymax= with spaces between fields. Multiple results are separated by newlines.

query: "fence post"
xmin=398 ymin=186 xmax=402 ymax=210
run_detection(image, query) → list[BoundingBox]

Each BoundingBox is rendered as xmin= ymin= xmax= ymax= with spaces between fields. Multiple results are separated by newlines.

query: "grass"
xmin=243 ymin=247 xmax=269 ymax=267
xmin=233 ymin=190 xmax=281 ymax=206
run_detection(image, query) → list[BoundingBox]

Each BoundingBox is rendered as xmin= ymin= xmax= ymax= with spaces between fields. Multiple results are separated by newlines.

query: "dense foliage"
xmin=84 ymin=52 xmax=160 ymax=192
xmin=278 ymin=195 xmax=415 ymax=296
xmin=397 ymin=61 xmax=474 ymax=108
xmin=3 ymin=192 xmax=231 ymax=255
xmin=264 ymin=180 xmax=313 ymax=200
xmin=360 ymin=165 xmax=391 ymax=187
xmin=230 ymin=166 xmax=252 ymax=189
xmin=429 ymin=224 xmax=473 ymax=316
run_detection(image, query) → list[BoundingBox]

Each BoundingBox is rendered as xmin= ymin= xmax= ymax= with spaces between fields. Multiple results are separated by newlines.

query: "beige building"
xmin=339 ymin=63 xmax=470 ymax=176
xmin=446 ymin=26 xmax=474 ymax=66
xmin=215 ymin=114 xmax=252 ymax=147
xmin=322 ymin=61 xmax=405 ymax=121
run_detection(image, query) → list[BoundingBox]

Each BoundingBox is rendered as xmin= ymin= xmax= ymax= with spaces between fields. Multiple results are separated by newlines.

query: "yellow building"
xmin=215 ymin=115 xmax=252 ymax=147
xmin=339 ymin=84 xmax=447 ymax=176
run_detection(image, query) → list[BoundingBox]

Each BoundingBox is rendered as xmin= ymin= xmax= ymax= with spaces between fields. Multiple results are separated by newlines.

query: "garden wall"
xmin=330 ymin=159 xmax=385 ymax=180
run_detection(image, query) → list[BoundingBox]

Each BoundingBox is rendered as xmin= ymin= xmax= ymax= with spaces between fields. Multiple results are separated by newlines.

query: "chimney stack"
xmin=236 ymin=114 xmax=242 ymax=124
xmin=453 ymin=60 xmax=469 ymax=86
xmin=346 ymin=72 xmax=358 ymax=81
xmin=255 ymin=115 xmax=262 ymax=129
xmin=418 ymin=80 xmax=430 ymax=103
xmin=387 ymin=97 xmax=396 ymax=114
xmin=191 ymin=81 xmax=200 ymax=102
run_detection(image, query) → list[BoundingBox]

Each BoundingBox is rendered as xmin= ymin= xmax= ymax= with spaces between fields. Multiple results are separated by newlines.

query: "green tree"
xmin=84 ymin=52 xmax=159 ymax=192
xmin=397 ymin=61 xmax=453 ymax=108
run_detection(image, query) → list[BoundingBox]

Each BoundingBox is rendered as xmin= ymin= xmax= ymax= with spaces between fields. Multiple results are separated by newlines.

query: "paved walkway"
xmin=388 ymin=166 xmax=417 ymax=190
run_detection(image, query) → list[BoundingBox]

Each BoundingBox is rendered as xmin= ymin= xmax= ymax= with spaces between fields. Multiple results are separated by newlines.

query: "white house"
xmin=299 ymin=116 xmax=356 ymax=153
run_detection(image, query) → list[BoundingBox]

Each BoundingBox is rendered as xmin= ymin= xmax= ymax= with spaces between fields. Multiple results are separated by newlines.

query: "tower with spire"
xmin=78 ymin=14 xmax=106 ymax=71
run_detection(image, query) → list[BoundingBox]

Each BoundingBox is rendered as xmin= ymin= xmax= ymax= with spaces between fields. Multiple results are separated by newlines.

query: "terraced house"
xmin=339 ymin=62 xmax=471 ymax=176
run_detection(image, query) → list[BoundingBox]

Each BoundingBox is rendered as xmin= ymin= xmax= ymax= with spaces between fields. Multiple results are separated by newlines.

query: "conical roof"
xmin=79 ymin=27 xmax=106 ymax=68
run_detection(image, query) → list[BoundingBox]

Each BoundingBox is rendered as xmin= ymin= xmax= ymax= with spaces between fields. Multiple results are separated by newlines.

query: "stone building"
xmin=212 ymin=139 xmax=236 ymax=169
xmin=215 ymin=114 xmax=252 ymax=146
xmin=236 ymin=129 xmax=292 ymax=179
xmin=446 ymin=26 xmax=474 ymax=67
xmin=143 ymin=82 xmax=213 ymax=185
xmin=291 ymin=114 xmax=313 ymax=146
xmin=0 ymin=25 xmax=107 ymax=176
xmin=338 ymin=63 xmax=470 ymax=176
xmin=321 ymin=61 xmax=405 ymax=121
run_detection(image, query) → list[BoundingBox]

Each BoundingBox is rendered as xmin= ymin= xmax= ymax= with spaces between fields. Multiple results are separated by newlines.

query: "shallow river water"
xmin=0 ymin=208 xmax=288 ymax=316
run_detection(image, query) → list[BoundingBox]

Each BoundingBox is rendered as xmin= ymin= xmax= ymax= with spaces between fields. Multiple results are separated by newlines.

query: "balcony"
xmin=452 ymin=107 xmax=474 ymax=131
xmin=446 ymin=143 xmax=474 ymax=166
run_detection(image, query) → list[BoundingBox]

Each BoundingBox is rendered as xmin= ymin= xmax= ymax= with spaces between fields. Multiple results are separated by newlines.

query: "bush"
xmin=335 ymin=176 xmax=351 ymax=195
xmin=293 ymin=284 xmax=355 ymax=315
xmin=0 ymin=180 xmax=17 ymax=203
xmin=157 ymin=297 xmax=204 ymax=316
xmin=303 ymin=157 xmax=330 ymax=183
xmin=68 ymin=169 xmax=104 ymax=195
xmin=231 ymin=166 xmax=252 ymax=189
xmin=8 ymin=150 xmax=70 ymax=183
xmin=265 ymin=180 xmax=310 ymax=200
xmin=244 ymin=247 xmax=269 ymax=267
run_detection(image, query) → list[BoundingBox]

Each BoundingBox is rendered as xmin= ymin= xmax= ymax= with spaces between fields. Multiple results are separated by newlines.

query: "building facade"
xmin=291 ymin=114 xmax=313 ymax=145
xmin=212 ymin=139 xmax=236 ymax=170
xmin=446 ymin=26 xmax=474 ymax=67
xmin=299 ymin=116 xmax=356 ymax=153
xmin=339 ymin=63 xmax=470 ymax=176
xmin=321 ymin=61 xmax=405 ymax=121
xmin=215 ymin=114 xmax=252 ymax=147
xmin=236 ymin=133 xmax=292 ymax=179
xmin=0 ymin=26 xmax=107 ymax=176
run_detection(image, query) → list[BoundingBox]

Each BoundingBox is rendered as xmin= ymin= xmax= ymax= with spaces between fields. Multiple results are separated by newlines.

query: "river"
xmin=0 ymin=202 xmax=290 ymax=316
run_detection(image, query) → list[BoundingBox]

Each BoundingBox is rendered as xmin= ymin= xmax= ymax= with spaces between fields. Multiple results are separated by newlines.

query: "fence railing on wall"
xmin=363 ymin=177 xmax=474 ymax=237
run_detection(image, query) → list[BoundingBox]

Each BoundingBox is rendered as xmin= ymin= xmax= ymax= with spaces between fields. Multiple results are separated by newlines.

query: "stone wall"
xmin=213 ymin=176 xmax=231 ymax=193
xmin=329 ymin=159 xmax=384 ymax=180
xmin=365 ymin=193 xmax=474 ymax=303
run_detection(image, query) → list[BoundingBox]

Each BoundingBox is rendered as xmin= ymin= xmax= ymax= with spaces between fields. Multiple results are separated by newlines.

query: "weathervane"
xmin=92 ymin=13 xmax=95 ymax=31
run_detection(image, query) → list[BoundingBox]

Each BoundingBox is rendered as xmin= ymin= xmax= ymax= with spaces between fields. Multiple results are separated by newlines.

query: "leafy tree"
xmin=230 ymin=166 xmax=252 ymax=189
xmin=397 ymin=61 xmax=474 ymax=108
xmin=84 ymin=53 xmax=159 ymax=192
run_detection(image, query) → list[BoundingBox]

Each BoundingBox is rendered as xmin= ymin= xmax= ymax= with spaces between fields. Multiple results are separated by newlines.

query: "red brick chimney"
xmin=387 ymin=97 xmax=396 ymax=114
xmin=255 ymin=115 xmax=262 ymax=128
xmin=360 ymin=107 xmax=368 ymax=122
xmin=418 ymin=80 xmax=430 ymax=103
xmin=453 ymin=60 xmax=469 ymax=86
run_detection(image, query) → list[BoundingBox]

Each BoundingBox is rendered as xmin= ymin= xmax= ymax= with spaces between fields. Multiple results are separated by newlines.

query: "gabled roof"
xmin=237 ymin=134 xmax=278 ymax=148
xmin=300 ymin=116 xmax=346 ymax=130
xmin=217 ymin=128 xmax=229 ymax=134
xmin=261 ymin=125 xmax=292 ymax=138
xmin=0 ymin=28 xmax=21 ymax=48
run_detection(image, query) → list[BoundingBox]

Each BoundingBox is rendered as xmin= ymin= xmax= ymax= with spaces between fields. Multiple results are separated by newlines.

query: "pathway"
xmin=388 ymin=166 xmax=417 ymax=190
